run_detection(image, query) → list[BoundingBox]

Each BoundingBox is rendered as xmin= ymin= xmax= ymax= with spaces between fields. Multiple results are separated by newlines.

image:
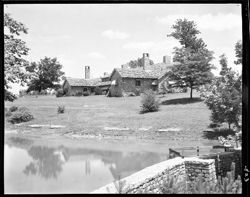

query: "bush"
xmin=18 ymin=106 xmax=29 ymax=112
xmin=158 ymin=162 xmax=242 ymax=194
xmin=83 ymin=91 xmax=90 ymax=96
xmin=5 ymin=110 xmax=12 ymax=117
xmin=7 ymin=110 xmax=34 ymax=124
xmin=57 ymin=105 xmax=65 ymax=114
xmin=140 ymin=90 xmax=159 ymax=113
xmin=127 ymin=92 xmax=136 ymax=97
xmin=56 ymin=89 xmax=64 ymax=97
xmin=9 ymin=105 xmax=18 ymax=112
xmin=94 ymin=86 xmax=102 ymax=95
xmin=107 ymin=86 xmax=123 ymax=97
xmin=75 ymin=91 xmax=83 ymax=96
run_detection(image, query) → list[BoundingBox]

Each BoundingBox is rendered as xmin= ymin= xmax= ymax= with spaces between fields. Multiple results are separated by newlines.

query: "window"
xmin=135 ymin=80 xmax=141 ymax=86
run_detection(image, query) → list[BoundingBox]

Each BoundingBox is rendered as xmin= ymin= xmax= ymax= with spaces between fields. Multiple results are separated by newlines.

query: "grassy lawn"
xmin=5 ymin=90 xmax=219 ymax=148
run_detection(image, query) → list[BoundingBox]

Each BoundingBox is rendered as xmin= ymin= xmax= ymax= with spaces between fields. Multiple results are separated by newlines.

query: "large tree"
xmin=167 ymin=19 xmax=214 ymax=99
xmin=219 ymin=54 xmax=229 ymax=76
xmin=4 ymin=13 xmax=30 ymax=101
xmin=26 ymin=57 xmax=65 ymax=92
xmin=200 ymin=69 xmax=242 ymax=130
xmin=234 ymin=40 xmax=242 ymax=65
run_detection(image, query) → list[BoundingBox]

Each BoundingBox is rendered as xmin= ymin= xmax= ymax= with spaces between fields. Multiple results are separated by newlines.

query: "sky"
xmin=4 ymin=4 xmax=242 ymax=94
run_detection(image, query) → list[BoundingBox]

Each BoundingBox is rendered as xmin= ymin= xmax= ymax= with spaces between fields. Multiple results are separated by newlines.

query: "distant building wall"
xmin=110 ymin=70 xmax=156 ymax=94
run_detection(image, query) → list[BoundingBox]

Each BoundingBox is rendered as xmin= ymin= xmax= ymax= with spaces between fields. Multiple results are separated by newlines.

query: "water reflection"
xmin=5 ymin=142 xmax=166 ymax=193
xmin=23 ymin=146 xmax=70 ymax=179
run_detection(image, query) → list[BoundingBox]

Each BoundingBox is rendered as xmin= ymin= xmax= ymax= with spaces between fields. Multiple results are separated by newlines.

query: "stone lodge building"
xmin=109 ymin=53 xmax=176 ymax=94
xmin=62 ymin=66 xmax=111 ymax=95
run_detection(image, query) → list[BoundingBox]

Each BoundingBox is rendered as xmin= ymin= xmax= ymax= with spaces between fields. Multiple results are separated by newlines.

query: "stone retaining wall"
xmin=199 ymin=149 xmax=241 ymax=179
xmin=92 ymin=157 xmax=216 ymax=194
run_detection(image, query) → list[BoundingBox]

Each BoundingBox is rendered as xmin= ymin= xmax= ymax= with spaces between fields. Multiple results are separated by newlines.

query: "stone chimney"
xmin=163 ymin=55 xmax=172 ymax=64
xmin=142 ymin=53 xmax=150 ymax=70
xmin=85 ymin=66 xmax=90 ymax=79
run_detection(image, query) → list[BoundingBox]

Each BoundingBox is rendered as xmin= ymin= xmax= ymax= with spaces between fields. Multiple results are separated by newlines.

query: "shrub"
xmin=94 ymin=86 xmax=102 ymax=95
xmin=75 ymin=91 xmax=83 ymax=96
xmin=9 ymin=105 xmax=18 ymax=112
xmin=83 ymin=91 xmax=90 ymax=96
xmin=56 ymin=89 xmax=64 ymax=97
xmin=108 ymin=86 xmax=123 ymax=97
xmin=7 ymin=110 xmax=34 ymax=124
xmin=199 ymin=69 xmax=242 ymax=130
xmin=127 ymin=92 xmax=136 ymax=97
xmin=57 ymin=105 xmax=65 ymax=114
xmin=5 ymin=110 xmax=12 ymax=117
xmin=18 ymin=106 xmax=29 ymax=112
xmin=158 ymin=162 xmax=242 ymax=194
xmin=135 ymin=88 xmax=141 ymax=96
xmin=140 ymin=90 xmax=159 ymax=113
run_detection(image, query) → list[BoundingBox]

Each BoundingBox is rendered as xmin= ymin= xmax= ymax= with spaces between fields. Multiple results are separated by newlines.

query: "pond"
xmin=4 ymin=137 xmax=168 ymax=194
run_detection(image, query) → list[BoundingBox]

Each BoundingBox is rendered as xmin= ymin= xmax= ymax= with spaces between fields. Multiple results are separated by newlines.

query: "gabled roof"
xmin=65 ymin=77 xmax=111 ymax=87
xmin=111 ymin=63 xmax=172 ymax=79
xmin=65 ymin=77 xmax=101 ymax=87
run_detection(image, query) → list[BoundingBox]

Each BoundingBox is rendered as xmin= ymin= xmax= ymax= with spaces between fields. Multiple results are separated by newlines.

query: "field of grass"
xmin=5 ymin=90 xmax=220 ymax=148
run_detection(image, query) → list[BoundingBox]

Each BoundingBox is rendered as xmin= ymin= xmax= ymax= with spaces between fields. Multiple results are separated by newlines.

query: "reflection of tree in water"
xmin=23 ymin=146 xmax=69 ymax=179
xmin=101 ymin=152 xmax=162 ymax=180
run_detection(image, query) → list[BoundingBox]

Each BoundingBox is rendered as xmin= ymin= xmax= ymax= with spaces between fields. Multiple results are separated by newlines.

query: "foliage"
xmin=126 ymin=57 xmax=154 ymax=69
xmin=4 ymin=13 xmax=30 ymax=101
xmin=140 ymin=90 xmax=159 ymax=113
xmin=199 ymin=69 xmax=242 ymax=129
xmin=127 ymin=92 xmax=136 ymax=97
xmin=7 ymin=108 xmax=34 ymax=124
xmin=218 ymin=132 xmax=241 ymax=148
xmin=9 ymin=105 xmax=18 ymax=112
xmin=57 ymin=105 xmax=65 ymax=114
xmin=160 ymin=175 xmax=187 ymax=194
xmin=94 ymin=86 xmax=102 ymax=95
xmin=5 ymin=89 xmax=18 ymax=102
xmin=159 ymin=162 xmax=242 ymax=194
xmin=234 ymin=40 xmax=242 ymax=65
xmin=189 ymin=163 xmax=242 ymax=194
xmin=18 ymin=106 xmax=29 ymax=112
xmin=75 ymin=91 xmax=83 ymax=96
xmin=56 ymin=89 xmax=64 ymax=97
xmin=5 ymin=110 xmax=12 ymax=117
xmin=26 ymin=57 xmax=65 ymax=92
xmin=219 ymin=54 xmax=229 ymax=76
xmin=83 ymin=91 xmax=90 ymax=96
xmin=107 ymin=86 xmax=123 ymax=97
xmin=167 ymin=19 xmax=214 ymax=99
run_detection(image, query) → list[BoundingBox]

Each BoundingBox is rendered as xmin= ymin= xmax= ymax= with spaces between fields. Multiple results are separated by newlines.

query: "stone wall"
xmin=92 ymin=157 xmax=216 ymax=194
xmin=110 ymin=70 xmax=157 ymax=94
xmin=122 ymin=78 xmax=156 ymax=93
xmin=199 ymin=149 xmax=242 ymax=179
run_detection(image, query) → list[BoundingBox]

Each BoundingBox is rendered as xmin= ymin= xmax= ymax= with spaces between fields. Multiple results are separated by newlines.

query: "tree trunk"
xmin=190 ymin=85 xmax=193 ymax=99
xmin=229 ymin=123 xmax=231 ymax=131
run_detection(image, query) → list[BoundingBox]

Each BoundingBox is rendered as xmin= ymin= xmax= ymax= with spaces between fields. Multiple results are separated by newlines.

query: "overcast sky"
xmin=5 ymin=4 xmax=242 ymax=93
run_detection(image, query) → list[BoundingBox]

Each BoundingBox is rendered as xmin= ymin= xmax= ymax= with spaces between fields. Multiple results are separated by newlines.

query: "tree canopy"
xmin=234 ymin=40 xmax=242 ymax=65
xmin=167 ymin=19 xmax=214 ymax=99
xmin=26 ymin=57 xmax=65 ymax=92
xmin=4 ymin=13 xmax=30 ymax=101
xmin=219 ymin=54 xmax=229 ymax=76
xmin=200 ymin=69 xmax=242 ymax=130
xmin=126 ymin=57 xmax=154 ymax=69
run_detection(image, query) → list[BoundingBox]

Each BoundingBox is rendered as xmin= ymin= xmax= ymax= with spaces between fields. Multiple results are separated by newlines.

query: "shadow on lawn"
xmin=161 ymin=97 xmax=203 ymax=105
xmin=202 ymin=128 xmax=235 ymax=140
